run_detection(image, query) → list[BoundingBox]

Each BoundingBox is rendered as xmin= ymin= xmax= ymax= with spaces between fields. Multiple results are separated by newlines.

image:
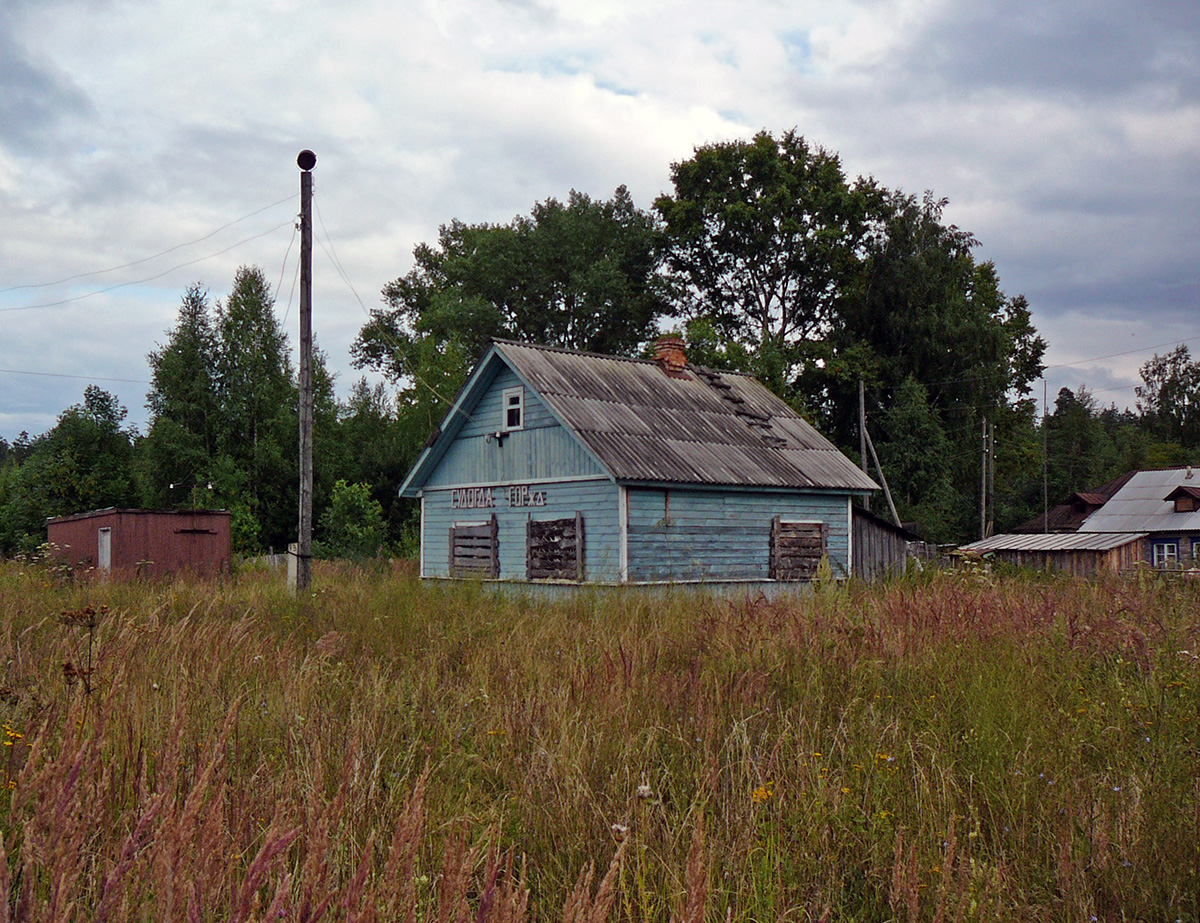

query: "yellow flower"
xmin=841 ymin=787 xmax=852 ymax=795
xmin=752 ymin=782 xmax=775 ymax=804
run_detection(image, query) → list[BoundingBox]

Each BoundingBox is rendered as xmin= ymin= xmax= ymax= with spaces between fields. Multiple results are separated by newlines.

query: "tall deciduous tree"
xmin=1136 ymin=345 xmax=1200 ymax=448
xmin=353 ymin=186 xmax=666 ymax=389
xmin=655 ymin=130 xmax=873 ymax=394
xmin=0 ymin=387 xmax=138 ymax=552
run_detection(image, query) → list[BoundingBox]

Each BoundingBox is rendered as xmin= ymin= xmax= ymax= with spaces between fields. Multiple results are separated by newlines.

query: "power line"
xmin=1042 ymin=334 xmax=1200 ymax=371
xmin=0 ymin=221 xmax=295 ymax=314
xmin=0 ymin=194 xmax=295 ymax=294
xmin=0 ymin=367 xmax=150 ymax=385
xmin=311 ymin=198 xmax=468 ymax=418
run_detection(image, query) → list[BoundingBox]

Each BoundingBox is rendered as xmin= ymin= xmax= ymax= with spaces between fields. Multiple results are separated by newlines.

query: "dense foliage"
xmin=2 ymin=131 xmax=1198 ymax=553
xmin=0 ymin=267 xmax=410 ymax=556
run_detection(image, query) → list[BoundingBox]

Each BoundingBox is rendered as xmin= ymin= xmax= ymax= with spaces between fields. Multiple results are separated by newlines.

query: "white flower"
xmin=637 ymin=784 xmax=652 ymax=800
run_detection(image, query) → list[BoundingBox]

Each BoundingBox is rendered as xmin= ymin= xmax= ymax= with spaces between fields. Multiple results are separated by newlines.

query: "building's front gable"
xmin=424 ymin=364 xmax=607 ymax=488
xmin=405 ymin=339 xmax=876 ymax=588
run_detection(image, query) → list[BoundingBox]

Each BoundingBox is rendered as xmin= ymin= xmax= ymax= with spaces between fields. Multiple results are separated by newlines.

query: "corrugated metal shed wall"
xmin=48 ymin=509 xmax=232 ymax=577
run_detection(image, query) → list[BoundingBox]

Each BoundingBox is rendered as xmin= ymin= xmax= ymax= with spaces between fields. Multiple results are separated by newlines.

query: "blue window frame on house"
xmin=501 ymin=387 xmax=524 ymax=432
xmin=1152 ymin=540 xmax=1179 ymax=569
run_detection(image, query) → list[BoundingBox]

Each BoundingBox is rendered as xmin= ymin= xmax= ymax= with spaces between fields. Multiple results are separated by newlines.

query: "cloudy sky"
xmin=1 ymin=0 xmax=1197 ymax=441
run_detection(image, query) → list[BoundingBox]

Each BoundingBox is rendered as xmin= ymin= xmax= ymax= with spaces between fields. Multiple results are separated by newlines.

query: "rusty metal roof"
xmin=493 ymin=341 xmax=878 ymax=491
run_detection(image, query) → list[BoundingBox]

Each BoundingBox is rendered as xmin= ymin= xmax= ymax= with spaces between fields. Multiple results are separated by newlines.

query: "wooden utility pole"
xmin=858 ymin=379 xmax=870 ymax=511
xmin=296 ymin=149 xmax=316 ymax=594
xmin=980 ymin=417 xmax=988 ymax=541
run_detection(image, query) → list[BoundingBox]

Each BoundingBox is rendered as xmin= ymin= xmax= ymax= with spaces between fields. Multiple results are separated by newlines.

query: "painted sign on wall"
xmin=451 ymin=485 xmax=549 ymax=509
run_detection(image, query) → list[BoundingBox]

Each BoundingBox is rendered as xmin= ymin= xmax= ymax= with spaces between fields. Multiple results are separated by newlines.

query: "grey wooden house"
xmin=400 ymin=338 xmax=879 ymax=589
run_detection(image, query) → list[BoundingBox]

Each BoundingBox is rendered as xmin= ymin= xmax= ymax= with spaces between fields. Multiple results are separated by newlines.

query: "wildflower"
xmin=841 ymin=787 xmax=852 ymax=795
xmin=636 ymin=783 xmax=652 ymax=800
xmin=752 ymin=782 xmax=774 ymax=804
xmin=611 ymin=823 xmax=628 ymax=842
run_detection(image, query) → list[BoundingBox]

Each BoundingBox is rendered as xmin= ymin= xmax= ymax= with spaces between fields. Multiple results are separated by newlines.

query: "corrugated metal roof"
xmin=494 ymin=341 xmax=878 ymax=492
xmin=959 ymin=532 xmax=1146 ymax=553
xmin=1079 ymin=468 xmax=1200 ymax=533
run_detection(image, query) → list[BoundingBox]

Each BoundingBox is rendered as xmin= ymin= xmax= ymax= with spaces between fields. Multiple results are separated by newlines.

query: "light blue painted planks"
xmin=423 ymin=478 xmax=622 ymax=582
xmin=426 ymin=367 xmax=605 ymax=487
xmin=626 ymin=487 xmax=850 ymax=582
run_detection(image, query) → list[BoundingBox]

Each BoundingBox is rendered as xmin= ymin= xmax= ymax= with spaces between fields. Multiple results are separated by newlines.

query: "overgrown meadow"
xmin=0 ymin=560 xmax=1197 ymax=922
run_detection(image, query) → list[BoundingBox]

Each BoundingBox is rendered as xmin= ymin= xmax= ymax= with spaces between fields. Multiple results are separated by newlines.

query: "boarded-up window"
xmin=527 ymin=513 xmax=584 ymax=581
xmin=450 ymin=515 xmax=499 ymax=578
xmin=770 ymin=517 xmax=828 ymax=581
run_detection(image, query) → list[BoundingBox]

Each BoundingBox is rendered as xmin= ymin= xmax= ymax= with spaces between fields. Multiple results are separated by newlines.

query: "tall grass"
xmin=0 ymin=560 xmax=1196 ymax=920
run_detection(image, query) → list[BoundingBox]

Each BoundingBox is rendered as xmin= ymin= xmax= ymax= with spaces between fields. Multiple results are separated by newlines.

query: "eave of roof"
xmin=959 ymin=531 xmax=1146 ymax=553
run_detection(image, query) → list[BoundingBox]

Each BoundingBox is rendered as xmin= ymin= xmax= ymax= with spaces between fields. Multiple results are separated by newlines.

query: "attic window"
xmin=1164 ymin=485 xmax=1200 ymax=513
xmin=502 ymin=387 xmax=524 ymax=432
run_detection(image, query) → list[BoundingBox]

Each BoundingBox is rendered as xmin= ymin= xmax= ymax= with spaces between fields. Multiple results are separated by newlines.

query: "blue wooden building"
xmin=400 ymin=338 xmax=879 ymax=588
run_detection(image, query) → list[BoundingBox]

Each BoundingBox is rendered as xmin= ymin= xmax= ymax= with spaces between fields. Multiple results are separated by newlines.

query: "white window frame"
xmin=501 ymin=386 xmax=524 ymax=432
xmin=1152 ymin=540 xmax=1179 ymax=569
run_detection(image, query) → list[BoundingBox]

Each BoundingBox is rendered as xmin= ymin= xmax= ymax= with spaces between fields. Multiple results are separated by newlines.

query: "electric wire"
xmin=0 ymin=367 xmax=150 ymax=385
xmin=0 ymin=194 xmax=295 ymax=294
xmin=311 ymin=198 xmax=469 ymax=419
xmin=0 ymin=220 xmax=295 ymax=314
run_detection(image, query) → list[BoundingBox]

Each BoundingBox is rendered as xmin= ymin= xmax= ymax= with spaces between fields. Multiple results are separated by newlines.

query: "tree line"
xmin=2 ymin=130 xmax=1194 ymax=554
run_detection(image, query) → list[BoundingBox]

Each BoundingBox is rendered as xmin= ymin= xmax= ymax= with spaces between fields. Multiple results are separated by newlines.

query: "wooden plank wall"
xmin=626 ymin=488 xmax=850 ymax=582
xmin=852 ymin=511 xmax=912 ymax=581
xmin=422 ymin=479 xmax=621 ymax=581
xmin=425 ymin=366 xmax=605 ymax=487
xmin=526 ymin=512 xmax=584 ymax=581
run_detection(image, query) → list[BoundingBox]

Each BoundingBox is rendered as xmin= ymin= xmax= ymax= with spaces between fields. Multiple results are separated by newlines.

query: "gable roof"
xmin=1079 ymin=467 xmax=1200 ymax=533
xmin=1010 ymin=471 xmax=1136 ymax=533
xmin=401 ymin=340 xmax=878 ymax=496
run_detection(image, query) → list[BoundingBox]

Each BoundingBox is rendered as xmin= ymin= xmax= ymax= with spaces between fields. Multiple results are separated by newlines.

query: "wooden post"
xmin=296 ymin=150 xmax=316 ymax=594
xmin=980 ymin=417 xmax=987 ymax=541
xmin=858 ymin=379 xmax=870 ymax=511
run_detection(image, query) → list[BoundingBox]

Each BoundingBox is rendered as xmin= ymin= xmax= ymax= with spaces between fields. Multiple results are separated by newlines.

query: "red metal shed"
xmin=47 ymin=508 xmax=232 ymax=578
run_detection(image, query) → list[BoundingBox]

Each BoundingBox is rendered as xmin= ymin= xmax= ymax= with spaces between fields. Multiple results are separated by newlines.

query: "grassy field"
xmin=0 ymin=559 xmax=1196 ymax=921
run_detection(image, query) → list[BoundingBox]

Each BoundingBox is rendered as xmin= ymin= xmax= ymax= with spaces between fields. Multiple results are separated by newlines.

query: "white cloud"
xmin=1 ymin=0 xmax=1198 ymax=437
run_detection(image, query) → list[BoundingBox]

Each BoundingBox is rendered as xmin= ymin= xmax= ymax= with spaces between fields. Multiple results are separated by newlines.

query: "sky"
xmin=1 ymin=0 xmax=1198 ymax=442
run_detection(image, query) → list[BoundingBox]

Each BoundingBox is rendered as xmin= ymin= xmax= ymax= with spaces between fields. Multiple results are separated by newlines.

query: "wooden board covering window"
xmin=770 ymin=517 xmax=828 ymax=581
xmin=527 ymin=513 xmax=584 ymax=581
xmin=450 ymin=515 xmax=499 ymax=578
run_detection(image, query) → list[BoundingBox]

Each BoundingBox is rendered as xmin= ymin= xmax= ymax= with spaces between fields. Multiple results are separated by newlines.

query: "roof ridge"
xmin=491 ymin=338 xmax=761 ymax=380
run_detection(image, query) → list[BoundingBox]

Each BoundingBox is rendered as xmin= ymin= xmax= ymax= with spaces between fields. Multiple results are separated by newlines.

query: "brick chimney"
xmin=654 ymin=335 xmax=687 ymax=376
